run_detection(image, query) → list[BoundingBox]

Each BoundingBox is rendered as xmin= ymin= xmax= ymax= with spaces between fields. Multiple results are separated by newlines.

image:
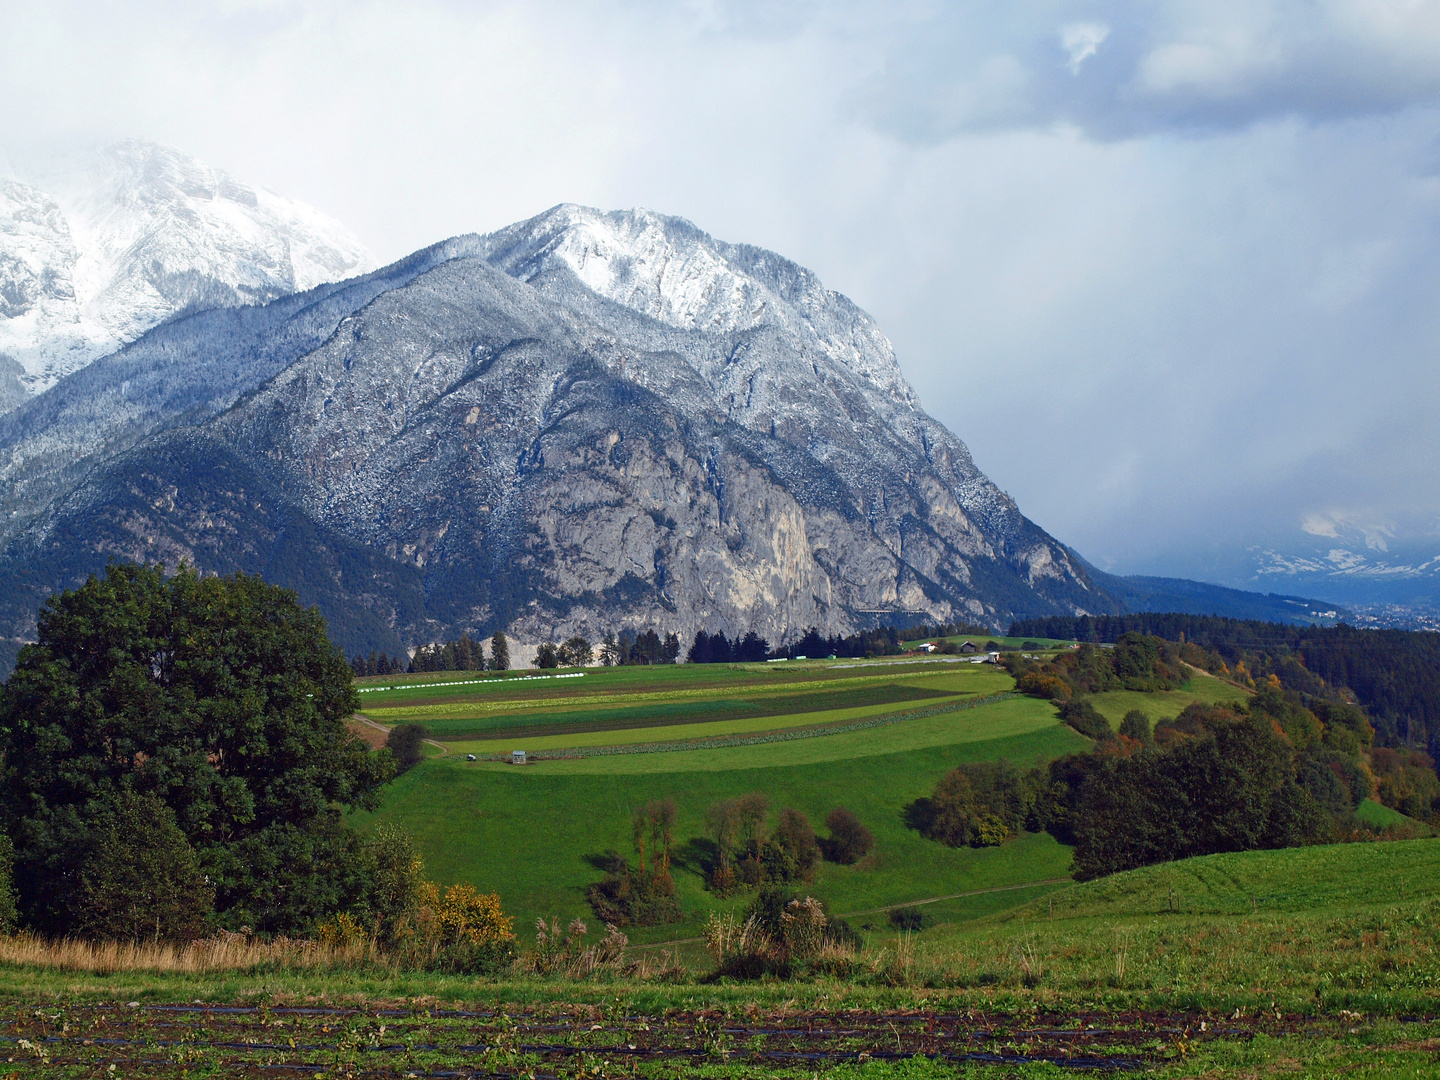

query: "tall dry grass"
xmin=0 ymin=931 xmax=376 ymax=975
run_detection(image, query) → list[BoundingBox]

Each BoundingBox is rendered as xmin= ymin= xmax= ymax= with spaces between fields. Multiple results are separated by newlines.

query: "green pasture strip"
xmin=1086 ymin=674 xmax=1252 ymax=728
xmin=439 ymin=692 xmax=1007 ymax=754
xmin=416 ymin=678 xmax=993 ymax=741
xmin=358 ymin=664 xmax=1007 ymax=715
xmin=354 ymin=660 xmax=836 ymax=703
xmin=352 ymin=720 xmax=1080 ymax=944
xmin=446 ymin=695 xmax=1080 ymax=771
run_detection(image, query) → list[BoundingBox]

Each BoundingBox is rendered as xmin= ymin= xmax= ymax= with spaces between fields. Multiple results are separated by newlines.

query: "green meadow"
xmin=352 ymin=659 xmax=1261 ymax=944
xmin=1086 ymin=668 xmax=1251 ymax=728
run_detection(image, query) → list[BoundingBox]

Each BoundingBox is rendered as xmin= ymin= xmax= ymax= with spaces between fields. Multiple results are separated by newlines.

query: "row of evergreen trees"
xmin=357 ymin=618 xmax=979 ymax=676
xmin=686 ymin=625 xmax=934 ymax=665
xmin=352 ymin=632 xmax=510 ymax=676
xmin=687 ymin=630 xmax=771 ymax=664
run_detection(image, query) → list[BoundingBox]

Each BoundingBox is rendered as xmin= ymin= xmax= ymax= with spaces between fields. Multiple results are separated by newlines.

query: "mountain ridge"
xmin=0 ymin=205 xmax=1117 ymax=654
xmin=0 ymin=202 xmax=1351 ymax=664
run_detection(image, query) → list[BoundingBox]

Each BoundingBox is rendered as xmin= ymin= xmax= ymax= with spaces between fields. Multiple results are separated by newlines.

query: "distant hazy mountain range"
xmin=1151 ymin=521 xmax=1440 ymax=630
xmin=0 ymin=145 xmax=1350 ymax=661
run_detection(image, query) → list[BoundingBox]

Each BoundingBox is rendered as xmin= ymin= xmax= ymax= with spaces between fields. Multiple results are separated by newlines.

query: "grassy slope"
xmin=352 ymin=662 xmax=1271 ymax=944
xmin=1355 ymin=798 xmax=1414 ymax=829
xmin=877 ymin=838 xmax=1440 ymax=1014
xmin=1087 ymin=671 xmax=1251 ymax=728
xmin=354 ymin=701 xmax=1085 ymax=943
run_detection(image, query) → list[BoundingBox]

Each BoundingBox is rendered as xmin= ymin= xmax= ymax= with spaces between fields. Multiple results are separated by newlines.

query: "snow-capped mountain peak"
xmin=481 ymin=204 xmax=915 ymax=404
xmin=0 ymin=140 xmax=371 ymax=398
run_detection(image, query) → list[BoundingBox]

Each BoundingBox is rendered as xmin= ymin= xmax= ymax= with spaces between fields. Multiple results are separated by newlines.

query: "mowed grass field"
xmin=352 ymin=660 xmax=1266 ymax=945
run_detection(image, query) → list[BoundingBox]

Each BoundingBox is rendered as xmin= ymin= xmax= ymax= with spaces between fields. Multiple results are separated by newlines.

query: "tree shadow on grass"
xmin=582 ymin=849 xmax=626 ymax=874
xmin=673 ymin=836 xmax=718 ymax=878
xmin=902 ymin=797 xmax=935 ymax=834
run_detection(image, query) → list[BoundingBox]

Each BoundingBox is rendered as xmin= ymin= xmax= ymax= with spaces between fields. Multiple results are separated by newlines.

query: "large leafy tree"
xmin=0 ymin=563 xmax=391 ymax=934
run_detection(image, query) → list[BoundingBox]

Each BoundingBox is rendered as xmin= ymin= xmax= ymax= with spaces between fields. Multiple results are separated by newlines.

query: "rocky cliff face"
xmin=0 ymin=141 xmax=370 ymax=398
xmin=0 ymin=206 xmax=1117 ymax=656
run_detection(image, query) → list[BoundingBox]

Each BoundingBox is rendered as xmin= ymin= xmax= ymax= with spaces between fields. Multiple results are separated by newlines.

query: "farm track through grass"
xmin=415 ymin=682 xmax=965 ymax=741
xmin=441 ymin=692 xmax=1010 ymax=754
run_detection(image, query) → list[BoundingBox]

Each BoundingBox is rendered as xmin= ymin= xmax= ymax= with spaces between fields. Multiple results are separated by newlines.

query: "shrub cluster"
xmin=386 ymin=723 xmax=430 ymax=773
xmin=1009 ymin=633 xmax=1190 ymax=702
xmin=907 ymin=761 xmax=1046 ymax=848
xmin=316 ymin=827 xmax=515 ymax=974
xmin=820 ymin=808 xmax=875 ymax=864
xmin=586 ymin=800 xmax=684 ymax=926
xmin=702 ymin=889 xmax=860 ymax=979
xmin=705 ymin=794 xmax=821 ymax=890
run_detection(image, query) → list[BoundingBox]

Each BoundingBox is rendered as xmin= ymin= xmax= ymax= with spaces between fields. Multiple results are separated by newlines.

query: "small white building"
xmin=916 ymin=642 xmax=937 ymax=653
xmin=511 ymin=750 xmax=527 ymax=765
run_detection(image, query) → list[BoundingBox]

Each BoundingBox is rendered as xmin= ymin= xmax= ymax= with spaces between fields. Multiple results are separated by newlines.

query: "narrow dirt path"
xmin=627 ymin=877 xmax=1072 ymax=951
xmin=350 ymin=713 xmax=449 ymax=757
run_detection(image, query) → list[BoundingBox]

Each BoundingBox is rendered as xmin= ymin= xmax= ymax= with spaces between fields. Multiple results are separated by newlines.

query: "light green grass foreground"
xmin=866 ymin=838 xmax=1440 ymax=1015
xmin=1 ymin=844 xmax=1438 ymax=1080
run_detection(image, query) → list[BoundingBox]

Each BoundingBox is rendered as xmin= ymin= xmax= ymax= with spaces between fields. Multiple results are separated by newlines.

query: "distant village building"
xmin=916 ymin=642 xmax=936 ymax=653
xmin=511 ymin=750 xmax=527 ymax=765
xmin=959 ymin=641 xmax=979 ymax=653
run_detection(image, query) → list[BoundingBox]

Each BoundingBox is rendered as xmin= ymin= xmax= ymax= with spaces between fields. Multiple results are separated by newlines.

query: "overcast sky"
xmin=4 ymin=0 xmax=1440 ymax=580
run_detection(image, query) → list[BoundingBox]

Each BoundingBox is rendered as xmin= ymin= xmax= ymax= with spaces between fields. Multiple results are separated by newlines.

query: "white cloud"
xmin=1061 ymin=22 xmax=1109 ymax=75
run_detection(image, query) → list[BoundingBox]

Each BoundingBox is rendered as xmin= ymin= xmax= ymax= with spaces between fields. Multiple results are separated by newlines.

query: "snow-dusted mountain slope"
xmin=0 ymin=207 xmax=1114 ymax=656
xmin=0 ymin=141 xmax=369 ymax=398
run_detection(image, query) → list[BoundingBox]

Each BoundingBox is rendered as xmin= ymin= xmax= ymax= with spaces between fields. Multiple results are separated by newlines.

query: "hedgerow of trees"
xmin=909 ymin=671 xmax=1436 ymax=879
xmin=587 ymin=799 xmax=684 ymax=926
xmin=702 ymin=794 xmax=857 ymax=892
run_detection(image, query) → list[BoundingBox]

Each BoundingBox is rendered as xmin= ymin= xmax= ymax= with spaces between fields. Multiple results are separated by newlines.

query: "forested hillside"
xmin=1011 ymin=613 xmax=1440 ymax=765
